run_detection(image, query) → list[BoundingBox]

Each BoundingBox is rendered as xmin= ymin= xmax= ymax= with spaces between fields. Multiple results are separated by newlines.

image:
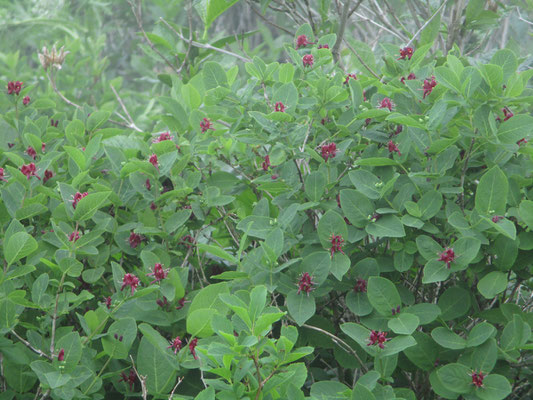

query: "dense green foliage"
xmin=1 ymin=1 xmax=533 ymax=399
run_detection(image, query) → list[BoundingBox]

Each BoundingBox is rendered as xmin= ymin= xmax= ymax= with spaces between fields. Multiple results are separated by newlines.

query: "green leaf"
xmin=273 ymin=82 xmax=298 ymax=108
xmin=453 ymin=236 xmax=481 ymax=268
xmin=330 ymin=253 xmax=350 ymax=281
xmin=87 ymin=110 xmax=110 ymax=132
xmin=381 ymin=335 xmax=416 ymax=357
xmin=163 ymin=209 xmax=192 ymax=233
xmin=305 ymin=171 xmax=326 ymax=202
xmin=500 ymin=315 xmax=527 ymax=351
xmin=475 ymin=166 xmax=508 ymax=215
xmin=287 ymin=291 xmax=315 ymax=326
xmin=477 ymin=271 xmax=507 ymax=299
xmin=5 ymin=231 xmax=38 ymax=266
xmin=497 ymin=115 xmax=533 ymax=144
xmin=278 ymin=63 xmax=295 ymax=83
xmin=203 ymin=61 xmax=228 ymax=89
xmin=431 ymin=327 xmax=466 ymax=350
xmin=194 ymin=0 xmax=240 ymax=29
xmin=197 ymin=243 xmax=238 ymax=265
xmin=472 ymin=338 xmax=498 ymax=373
xmin=476 ymin=374 xmax=512 ymax=400
xmin=317 ymin=210 xmax=347 ymax=249
xmin=519 ymin=200 xmax=533 ymax=230
xmin=56 ymin=332 xmax=82 ymax=371
xmin=137 ymin=336 xmax=178 ymax=394
xmin=348 ymin=170 xmax=381 ymax=199
xmin=434 ymin=66 xmax=461 ymax=93
xmin=403 ymin=303 xmax=441 ymax=325
xmin=63 ymin=146 xmax=86 ymax=170
xmin=416 ymin=235 xmax=441 ymax=260
xmin=249 ymin=285 xmax=267 ymax=321
xmin=351 ymin=383 xmax=375 ymax=400
xmin=31 ymin=273 xmax=49 ymax=306
xmin=404 ymin=332 xmax=438 ymax=371
xmin=65 ymin=119 xmax=84 ymax=140
xmin=194 ymin=387 xmax=215 ymax=400
xmin=0 ymin=299 xmax=17 ymax=330
xmin=365 ymin=215 xmax=405 ymax=238
xmin=436 ymin=363 xmax=472 ymax=394
xmin=345 ymin=291 xmax=373 ymax=316
xmin=388 ymin=313 xmax=419 ymax=335
xmin=354 ymin=158 xmax=399 ymax=167
xmin=367 ymin=277 xmax=401 ymax=316
xmin=461 ymin=67 xmax=482 ymax=98
xmin=467 ymin=322 xmax=495 ymax=347
xmin=480 ymin=64 xmax=503 ymax=90
xmin=438 ymin=287 xmax=471 ymax=321
xmin=73 ymin=192 xmax=111 ymax=221
xmin=101 ymin=318 xmax=137 ymax=359
xmin=187 ymin=308 xmax=218 ymax=337
xmin=418 ymin=190 xmax=442 ymax=220
xmin=188 ymin=282 xmax=229 ymax=315
xmin=182 ymin=84 xmax=202 ymax=110
xmin=490 ymin=49 xmax=517 ymax=81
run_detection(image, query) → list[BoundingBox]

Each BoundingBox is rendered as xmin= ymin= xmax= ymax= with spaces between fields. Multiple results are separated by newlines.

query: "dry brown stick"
xmin=302 ymin=324 xmax=368 ymax=373
xmin=47 ymin=71 xmax=81 ymax=109
xmin=247 ymin=0 xmax=294 ymax=35
xmin=50 ymin=272 xmax=67 ymax=356
xmin=128 ymin=0 xmax=180 ymax=74
xmin=343 ymin=39 xmax=381 ymax=79
xmin=351 ymin=10 xmax=405 ymax=41
xmin=109 ymin=84 xmax=142 ymax=132
xmin=177 ymin=1 xmax=194 ymax=75
xmin=348 ymin=0 xmax=364 ymax=17
xmin=168 ymin=377 xmax=184 ymax=400
xmin=10 ymin=330 xmax=53 ymax=360
xmin=130 ymin=355 xmax=148 ymax=400
xmin=160 ymin=18 xmax=251 ymax=62
xmin=405 ymin=0 xmax=450 ymax=47
xmin=332 ymin=0 xmax=351 ymax=63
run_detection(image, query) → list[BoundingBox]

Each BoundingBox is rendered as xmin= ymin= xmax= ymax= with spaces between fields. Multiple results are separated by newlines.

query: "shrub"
xmin=1 ymin=6 xmax=533 ymax=400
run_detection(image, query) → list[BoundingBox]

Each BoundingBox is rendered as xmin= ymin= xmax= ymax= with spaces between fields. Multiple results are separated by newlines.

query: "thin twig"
xmin=302 ymin=0 xmax=316 ymax=34
xmin=352 ymin=11 xmax=405 ymax=41
xmin=405 ymin=0 xmax=450 ymax=47
xmin=216 ymin=119 xmax=231 ymax=128
xmin=348 ymin=0 xmax=364 ymax=17
xmin=47 ymin=71 xmax=81 ymax=109
xmin=168 ymin=377 xmax=184 ymax=400
xmin=128 ymin=0 xmax=180 ymax=74
xmin=0 ymin=353 xmax=5 ymax=392
xmin=302 ymin=324 xmax=368 ymax=373
xmin=332 ymin=0 xmax=352 ymax=63
xmin=109 ymin=84 xmax=142 ymax=132
xmin=160 ymin=18 xmax=251 ymax=62
xmin=130 ymin=355 xmax=148 ymax=400
xmin=406 ymin=0 xmax=422 ymax=29
xmin=343 ymin=39 xmax=381 ymax=79
xmin=247 ymin=0 xmax=294 ymax=35
xmin=517 ymin=7 xmax=533 ymax=26
xmin=10 ymin=330 xmax=53 ymax=360
xmin=177 ymin=1 xmax=194 ymax=75
xmin=460 ymin=137 xmax=475 ymax=211
xmin=50 ymin=273 xmax=67 ymax=356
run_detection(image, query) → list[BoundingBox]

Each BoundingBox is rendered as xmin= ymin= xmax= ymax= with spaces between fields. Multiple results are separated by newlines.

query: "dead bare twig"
xmin=405 ymin=0 xmax=450 ymax=47
xmin=109 ymin=84 xmax=142 ymax=132
xmin=160 ymin=18 xmax=251 ymax=62
xmin=130 ymin=355 xmax=148 ymax=400
xmin=10 ymin=330 xmax=53 ymax=360
xmin=128 ymin=0 xmax=180 ymax=74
